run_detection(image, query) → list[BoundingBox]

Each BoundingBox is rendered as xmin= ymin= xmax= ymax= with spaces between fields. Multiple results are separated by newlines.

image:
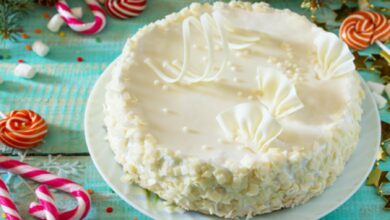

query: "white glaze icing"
xmin=108 ymin=0 xmax=359 ymax=163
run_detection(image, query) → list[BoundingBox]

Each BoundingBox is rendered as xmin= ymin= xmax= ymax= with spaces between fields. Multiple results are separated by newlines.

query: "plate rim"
xmin=85 ymin=56 xmax=381 ymax=220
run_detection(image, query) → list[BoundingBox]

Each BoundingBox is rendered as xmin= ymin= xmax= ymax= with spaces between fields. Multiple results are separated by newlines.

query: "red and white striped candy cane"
xmin=0 ymin=178 xmax=21 ymax=220
xmin=56 ymin=0 xmax=106 ymax=35
xmin=0 ymin=154 xmax=91 ymax=219
xmin=30 ymin=185 xmax=59 ymax=220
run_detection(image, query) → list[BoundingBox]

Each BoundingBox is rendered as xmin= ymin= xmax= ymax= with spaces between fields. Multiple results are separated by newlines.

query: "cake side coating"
xmin=104 ymin=1 xmax=364 ymax=218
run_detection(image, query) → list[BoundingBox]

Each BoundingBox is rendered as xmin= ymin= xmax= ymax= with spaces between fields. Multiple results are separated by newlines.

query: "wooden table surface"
xmin=0 ymin=0 xmax=389 ymax=219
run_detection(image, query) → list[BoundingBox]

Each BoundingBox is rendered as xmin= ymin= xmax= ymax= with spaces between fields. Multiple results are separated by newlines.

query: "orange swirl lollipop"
xmin=339 ymin=11 xmax=390 ymax=53
xmin=0 ymin=110 xmax=48 ymax=149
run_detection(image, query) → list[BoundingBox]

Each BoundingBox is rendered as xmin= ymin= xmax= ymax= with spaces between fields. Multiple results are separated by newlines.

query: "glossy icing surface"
xmin=112 ymin=3 xmax=354 ymax=164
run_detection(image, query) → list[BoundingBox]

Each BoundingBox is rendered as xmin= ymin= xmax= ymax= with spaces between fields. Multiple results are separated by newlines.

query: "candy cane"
xmin=56 ymin=0 xmax=106 ymax=35
xmin=0 ymin=155 xmax=91 ymax=219
xmin=30 ymin=185 xmax=59 ymax=220
xmin=0 ymin=177 xmax=22 ymax=220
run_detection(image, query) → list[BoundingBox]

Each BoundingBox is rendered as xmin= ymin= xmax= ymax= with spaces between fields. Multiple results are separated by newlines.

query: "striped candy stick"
xmin=30 ymin=185 xmax=59 ymax=220
xmin=56 ymin=0 xmax=106 ymax=35
xmin=0 ymin=155 xmax=91 ymax=219
xmin=0 ymin=178 xmax=21 ymax=220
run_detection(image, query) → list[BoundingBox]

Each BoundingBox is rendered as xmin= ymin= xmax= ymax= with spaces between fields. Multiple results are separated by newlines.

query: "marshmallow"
xmin=14 ymin=63 xmax=37 ymax=79
xmin=372 ymin=92 xmax=387 ymax=109
xmin=367 ymin=81 xmax=385 ymax=94
xmin=71 ymin=7 xmax=83 ymax=18
xmin=385 ymin=83 xmax=390 ymax=98
xmin=47 ymin=14 xmax=64 ymax=32
xmin=47 ymin=8 xmax=82 ymax=32
xmin=32 ymin=41 xmax=50 ymax=57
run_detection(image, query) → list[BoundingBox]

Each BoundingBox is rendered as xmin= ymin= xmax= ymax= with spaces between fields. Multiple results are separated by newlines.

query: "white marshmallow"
xmin=32 ymin=41 xmax=50 ymax=57
xmin=372 ymin=92 xmax=387 ymax=109
xmin=367 ymin=81 xmax=385 ymax=94
xmin=14 ymin=64 xmax=37 ymax=79
xmin=47 ymin=14 xmax=64 ymax=32
xmin=71 ymin=7 xmax=83 ymax=18
xmin=385 ymin=83 xmax=390 ymax=98
xmin=47 ymin=8 xmax=82 ymax=33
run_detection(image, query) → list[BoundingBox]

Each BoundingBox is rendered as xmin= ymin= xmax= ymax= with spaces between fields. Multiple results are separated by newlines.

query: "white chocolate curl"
xmin=144 ymin=12 xmax=229 ymax=84
xmin=32 ymin=41 xmax=50 ymax=57
xmin=14 ymin=64 xmax=37 ymax=79
xmin=47 ymin=7 xmax=83 ymax=32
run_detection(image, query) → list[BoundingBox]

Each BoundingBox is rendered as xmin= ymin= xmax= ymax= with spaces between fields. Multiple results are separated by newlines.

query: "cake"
xmin=104 ymin=1 xmax=364 ymax=218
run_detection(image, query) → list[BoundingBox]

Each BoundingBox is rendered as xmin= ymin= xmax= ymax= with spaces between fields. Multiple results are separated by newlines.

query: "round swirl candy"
xmin=0 ymin=110 xmax=48 ymax=149
xmin=339 ymin=10 xmax=390 ymax=50
xmin=105 ymin=0 xmax=147 ymax=19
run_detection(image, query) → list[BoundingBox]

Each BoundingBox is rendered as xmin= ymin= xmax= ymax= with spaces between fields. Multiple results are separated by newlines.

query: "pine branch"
xmin=0 ymin=0 xmax=34 ymax=41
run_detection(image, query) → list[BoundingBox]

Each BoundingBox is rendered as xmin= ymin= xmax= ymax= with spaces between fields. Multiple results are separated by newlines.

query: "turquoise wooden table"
xmin=0 ymin=0 xmax=389 ymax=219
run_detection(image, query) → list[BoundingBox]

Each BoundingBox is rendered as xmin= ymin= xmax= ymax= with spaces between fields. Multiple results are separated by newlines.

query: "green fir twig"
xmin=0 ymin=0 xmax=34 ymax=41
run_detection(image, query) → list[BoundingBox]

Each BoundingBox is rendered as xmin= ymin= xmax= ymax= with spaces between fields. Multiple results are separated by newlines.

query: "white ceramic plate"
xmin=85 ymin=57 xmax=381 ymax=220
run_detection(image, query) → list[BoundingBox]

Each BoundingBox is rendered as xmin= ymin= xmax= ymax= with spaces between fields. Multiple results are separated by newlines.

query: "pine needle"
xmin=0 ymin=0 xmax=34 ymax=41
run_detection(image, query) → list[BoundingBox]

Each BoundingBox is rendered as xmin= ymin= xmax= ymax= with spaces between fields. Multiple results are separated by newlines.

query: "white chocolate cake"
xmin=104 ymin=1 xmax=364 ymax=218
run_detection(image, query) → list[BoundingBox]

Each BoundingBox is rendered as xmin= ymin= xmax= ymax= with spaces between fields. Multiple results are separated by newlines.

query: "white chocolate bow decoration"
xmin=314 ymin=32 xmax=355 ymax=80
xmin=144 ymin=13 xmax=229 ymax=84
xmin=216 ymin=103 xmax=282 ymax=152
xmin=257 ymin=67 xmax=304 ymax=118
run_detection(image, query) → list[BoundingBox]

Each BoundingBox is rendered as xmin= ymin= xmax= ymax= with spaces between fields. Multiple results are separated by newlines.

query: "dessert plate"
xmin=85 ymin=57 xmax=381 ymax=220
